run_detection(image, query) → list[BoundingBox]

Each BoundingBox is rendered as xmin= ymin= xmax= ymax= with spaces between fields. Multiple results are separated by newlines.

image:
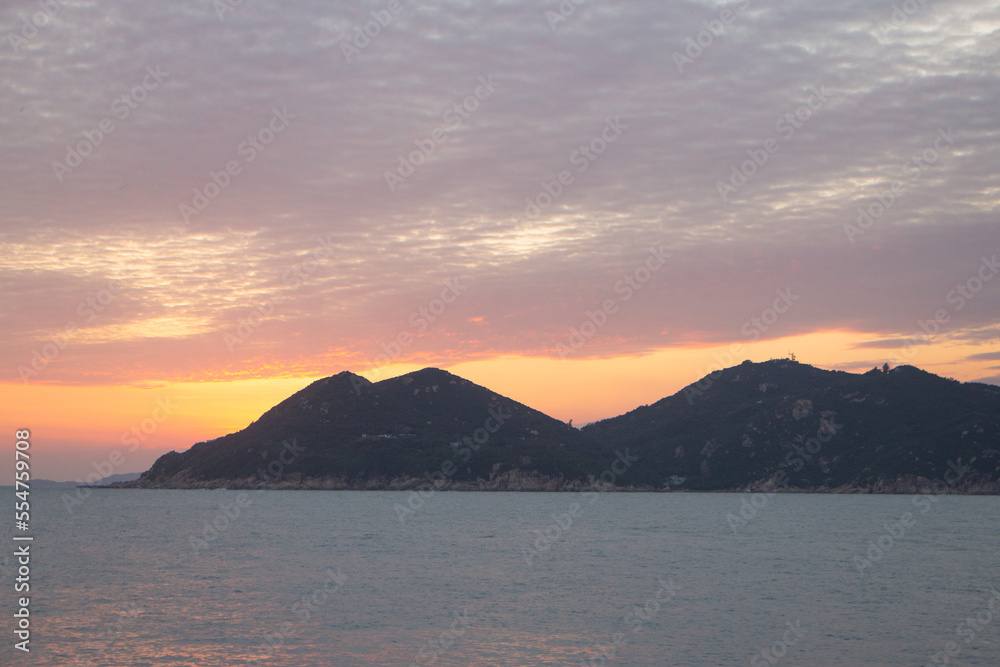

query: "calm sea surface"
xmin=2 ymin=488 xmax=999 ymax=666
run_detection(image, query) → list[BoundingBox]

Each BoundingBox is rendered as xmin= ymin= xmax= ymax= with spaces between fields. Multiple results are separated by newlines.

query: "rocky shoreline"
xmin=107 ymin=469 xmax=1000 ymax=494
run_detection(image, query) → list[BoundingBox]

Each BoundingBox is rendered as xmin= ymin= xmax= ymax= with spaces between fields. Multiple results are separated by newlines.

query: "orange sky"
xmin=5 ymin=330 xmax=998 ymax=481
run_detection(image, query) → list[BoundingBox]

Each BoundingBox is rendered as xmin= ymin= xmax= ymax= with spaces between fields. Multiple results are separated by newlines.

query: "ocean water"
xmin=3 ymin=488 xmax=999 ymax=666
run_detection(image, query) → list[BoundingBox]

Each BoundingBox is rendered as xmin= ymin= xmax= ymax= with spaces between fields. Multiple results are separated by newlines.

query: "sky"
xmin=2 ymin=0 xmax=999 ymax=482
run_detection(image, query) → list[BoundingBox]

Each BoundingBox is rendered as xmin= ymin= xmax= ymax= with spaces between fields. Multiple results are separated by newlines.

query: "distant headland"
xmin=113 ymin=360 xmax=1000 ymax=494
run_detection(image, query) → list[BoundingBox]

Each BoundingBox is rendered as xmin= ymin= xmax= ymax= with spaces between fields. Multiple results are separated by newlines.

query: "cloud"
xmin=964 ymin=351 xmax=1000 ymax=362
xmin=2 ymin=0 xmax=999 ymax=383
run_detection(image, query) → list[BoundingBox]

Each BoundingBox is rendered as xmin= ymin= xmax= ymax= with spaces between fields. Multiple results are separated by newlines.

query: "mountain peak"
xmin=392 ymin=367 xmax=458 ymax=383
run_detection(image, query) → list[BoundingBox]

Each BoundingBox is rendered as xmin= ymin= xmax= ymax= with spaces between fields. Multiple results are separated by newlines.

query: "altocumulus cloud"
xmin=0 ymin=0 xmax=998 ymax=383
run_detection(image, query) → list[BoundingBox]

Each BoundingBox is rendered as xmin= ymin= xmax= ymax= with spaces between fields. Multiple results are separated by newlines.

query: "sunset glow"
xmin=3 ymin=1 xmax=999 ymax=482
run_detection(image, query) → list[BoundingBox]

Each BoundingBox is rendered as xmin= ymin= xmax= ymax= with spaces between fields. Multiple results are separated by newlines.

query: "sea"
xmin=2 ymin=488 xmax=999 ymax=666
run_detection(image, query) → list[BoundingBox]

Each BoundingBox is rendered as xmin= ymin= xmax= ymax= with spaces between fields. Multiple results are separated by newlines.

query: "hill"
xmin=123 ymin=368 xmax=610 ymax=490
xmin=118 ymin=361 xmax=1000 ymax=493
xmin=32 ymin=472 xmax=143 ymax=488
xmin=581 ymin=359 xmax=1000 ymax=492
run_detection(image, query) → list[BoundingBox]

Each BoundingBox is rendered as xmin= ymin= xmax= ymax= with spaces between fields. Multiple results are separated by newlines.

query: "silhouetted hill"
xmin=119 ymin=361 xmax=1000 ymax=493
xmin=32 ymin=472 xmax=143 ymax=488
xmin=126 ymin=368 xmax=609 ymax=490
xmin=581 ymin=359 xmax=1000 ymax=492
